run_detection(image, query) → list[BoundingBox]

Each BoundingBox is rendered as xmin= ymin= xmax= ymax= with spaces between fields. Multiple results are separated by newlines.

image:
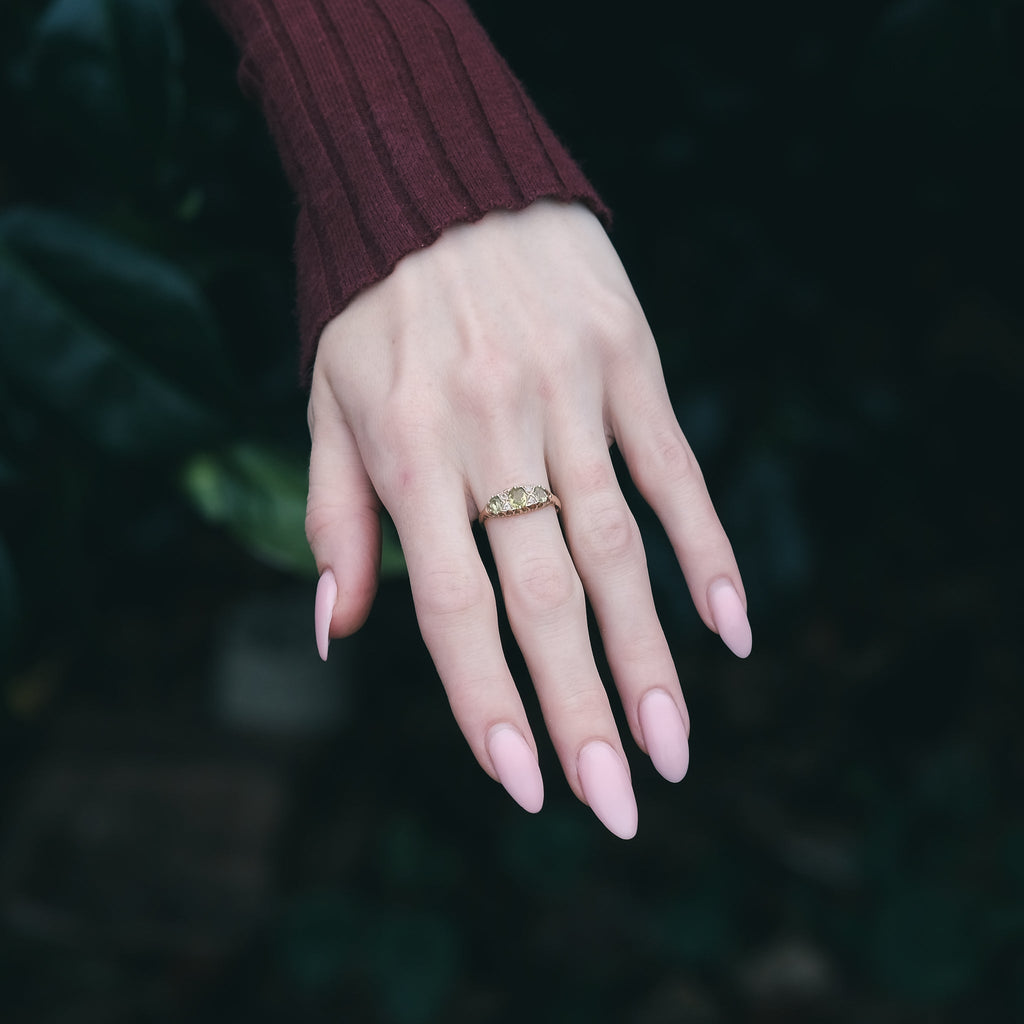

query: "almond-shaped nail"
xmin=638 ymin=689 xmax=690 ymax=783
xmin=315 ymin=569 xmax=337 ymax=662
xmin=707 ymin=578 xmax=752 ymax=658
xmin=486 ymin=726 xmax=544 ymax=814
xmin=577 ymin=741 xmax=638 ymax=840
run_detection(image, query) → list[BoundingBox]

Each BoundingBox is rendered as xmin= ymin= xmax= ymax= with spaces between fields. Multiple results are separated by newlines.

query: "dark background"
xmin=1 ymin=0 xmax=1022 ymax=1021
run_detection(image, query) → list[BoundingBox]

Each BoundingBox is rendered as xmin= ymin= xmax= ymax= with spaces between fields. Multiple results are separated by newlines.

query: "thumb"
xmin=306 ymin=402 xmax=381 ymax=659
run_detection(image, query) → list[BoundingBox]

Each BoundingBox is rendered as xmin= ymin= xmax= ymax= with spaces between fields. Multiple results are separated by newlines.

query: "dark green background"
xmin=1 ymin=0 xmax=1021 ymax=1021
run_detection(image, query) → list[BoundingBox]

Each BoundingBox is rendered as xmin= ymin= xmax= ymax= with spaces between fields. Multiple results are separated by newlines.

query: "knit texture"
xmin=207 ymin=0 xmax=609 ymax=377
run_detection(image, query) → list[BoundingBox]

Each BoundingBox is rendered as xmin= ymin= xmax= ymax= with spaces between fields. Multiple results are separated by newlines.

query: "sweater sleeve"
xmin=206 ymin=0 xmax=610 ymax=377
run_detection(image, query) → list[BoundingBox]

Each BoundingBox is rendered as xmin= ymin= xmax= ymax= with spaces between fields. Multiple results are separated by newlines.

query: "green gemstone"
xmin=509 ymin=486 xmax=528 ymax=509
xmin=487 ymin=496 xmax=505 ymax=515
xmin=530 ymin=486 xmax=548 ymax=504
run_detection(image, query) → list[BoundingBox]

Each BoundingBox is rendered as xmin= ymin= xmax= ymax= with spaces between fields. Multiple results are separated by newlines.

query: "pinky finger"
xmin=306 ymin=402 xmax=382 ymax=655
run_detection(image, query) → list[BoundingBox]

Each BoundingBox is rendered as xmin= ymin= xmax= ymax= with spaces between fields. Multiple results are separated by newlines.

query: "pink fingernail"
xmin=486 ymin=726 xmax=544 ymax=814
xmin=708 ymin=578 xmax=752 ymax=658
xmin=638 ymin=689 xmax=690 ymax=783
xmin=315 ymin=569 xmax=337 ymax=662
xmin=578 ymin=741 xmax=638 ymax=840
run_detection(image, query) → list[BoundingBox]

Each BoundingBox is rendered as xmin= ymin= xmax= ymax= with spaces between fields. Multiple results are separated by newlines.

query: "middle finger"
xmin=551 ymin=430 xmax=691 ymax=785
xmin=480 ymin=477 xmax=638 ymax=839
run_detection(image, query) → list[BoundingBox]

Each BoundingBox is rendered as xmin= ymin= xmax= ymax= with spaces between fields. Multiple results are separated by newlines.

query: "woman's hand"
xmin=305 ymin=199 xmax=751 ymax=839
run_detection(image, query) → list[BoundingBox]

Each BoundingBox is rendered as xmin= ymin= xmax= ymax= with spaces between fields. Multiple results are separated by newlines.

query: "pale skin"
xmin=306 ymin=198 xmax=752 ymax=839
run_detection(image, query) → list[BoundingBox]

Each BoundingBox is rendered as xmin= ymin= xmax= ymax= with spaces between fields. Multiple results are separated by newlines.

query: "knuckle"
xmin=414 ymin=567 xmax=491 ymax=623
xmin=595 ymin=289 xmax=642 ymax=339
xmin=575 ymin=500 xmax=639 ymax=565
xmin=587 ymin=290 xmax=646 ymax=358
xmin=618 ymin=626 xmax=671 ymax=674
xmin=375 ymin=388 xmax=447 ymax=464
xmin=640 ymin=429 xmax=698 ymax=489
xmin=552 ymin=684 xmax=611 ymax=723
xmin=628 ymin=625 xmax=669 ymax=661
xmin=506 ymin=555 xmax=581 ymax=619
xmin=566 ymin=458 xmax=618 ymax=498
xmin=306 ymin=497 xmax=379 ymax=554
xmin=304 ymin=501 xmax=336 ymax=551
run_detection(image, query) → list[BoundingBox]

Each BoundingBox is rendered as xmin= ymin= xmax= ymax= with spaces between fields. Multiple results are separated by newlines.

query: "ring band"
xmin=478 ymin=484 xmax=561 ymax=524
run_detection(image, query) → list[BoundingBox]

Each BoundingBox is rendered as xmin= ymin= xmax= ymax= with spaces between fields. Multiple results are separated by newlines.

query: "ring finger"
xmin=385 ymin=466 xmax=545 ymax=815
xmin=479 ymin=476 xmax=639 ymax=839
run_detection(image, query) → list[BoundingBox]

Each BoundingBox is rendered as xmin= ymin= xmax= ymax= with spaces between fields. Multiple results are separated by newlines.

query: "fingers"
xmin=482 ymin=493 xmax=639 ymax=839
xmin=301 ymin=198 xmax=752 ymax=840
xmin=306 ymin=390 xmax=382 ymax=654
xmin=387 ymin=470 xmax=544 ymax=815
xmin=551 ymin=437 xmax=691 ymax=785
xmin=305 ymin=349 xmax=745 ymax=840
xmin=609 ymin=352 xmax=752 ymax=658
xmin=307 ymin=375 xmax=545 ymax=816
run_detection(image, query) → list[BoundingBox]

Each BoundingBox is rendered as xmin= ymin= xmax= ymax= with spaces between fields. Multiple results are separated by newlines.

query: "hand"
xmin=305 ymin=199 xmax=751 ymax=839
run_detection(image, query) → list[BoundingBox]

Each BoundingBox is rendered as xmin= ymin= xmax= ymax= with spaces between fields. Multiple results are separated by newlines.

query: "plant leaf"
xmin=182 ymin=444 xmax=316 ymax=578
xmin=17 ymin=0 xmax=183 ymax=186
xmin=182 ymin=444 xmax=406 ymax=580
xmin=0 ymin=206 xmax=226 ymax=458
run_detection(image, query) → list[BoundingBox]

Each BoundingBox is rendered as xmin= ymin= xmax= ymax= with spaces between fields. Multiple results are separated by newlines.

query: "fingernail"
xmin=315 ymin=569 xmax=337 ymax=662
xmin=577 ymin=741 xmax=638 ymax=840
xmin=707 ymin=578 xmax=752 ymax=658
xmin=638 ymin=689 xmax=689 ymax=783
xmin=486 ymin=726 xmax=544 ymax=814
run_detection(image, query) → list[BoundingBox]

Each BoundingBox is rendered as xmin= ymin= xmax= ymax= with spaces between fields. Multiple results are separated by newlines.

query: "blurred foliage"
xmin=0 ymin=205 xmax=227 ymax=454
xmin=13 ymin=0 xmax=184 ymax=189
xmin=1 ymin=0 xmax=1022 ymax=1022
xmin=182 ymin=445 xmax=405 ymax=580
xmin=182 ymin=445 xmax=318 ymax=579
xmin=0 ymin=0 xmax=405 ymax=682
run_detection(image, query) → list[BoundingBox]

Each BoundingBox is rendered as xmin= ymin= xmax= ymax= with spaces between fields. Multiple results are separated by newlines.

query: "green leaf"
xmin=0 ymin=206 xmax=226 ymax=457
xmin=182 ymin=444 xmax=316 ymax=577
xmin=0 ymin=206 xmax=233 ymax=397
xmin=17 ymin=0 xmax=183 ymax=186
xmin=182 ymin=444 xmax=406 ymax=580
xmin=379 ymin=517 xmax=406 ymax=579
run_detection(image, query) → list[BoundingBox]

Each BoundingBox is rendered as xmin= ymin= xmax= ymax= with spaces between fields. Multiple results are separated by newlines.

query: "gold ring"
xmin=478 ymin=484 xmax=561 ymax=524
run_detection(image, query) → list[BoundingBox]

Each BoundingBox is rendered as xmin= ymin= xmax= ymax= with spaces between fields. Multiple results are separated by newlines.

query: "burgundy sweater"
xmin=207 ymin=0 xmax=609 ymax=377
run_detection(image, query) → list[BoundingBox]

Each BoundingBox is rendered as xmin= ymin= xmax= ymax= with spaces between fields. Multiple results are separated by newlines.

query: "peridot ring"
xmin=478 ymin=484 xmax=561 ymax=524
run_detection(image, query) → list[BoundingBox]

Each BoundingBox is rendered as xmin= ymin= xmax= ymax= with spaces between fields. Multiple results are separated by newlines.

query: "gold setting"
xmin=479 ymin=484 xmax=561 ymax=523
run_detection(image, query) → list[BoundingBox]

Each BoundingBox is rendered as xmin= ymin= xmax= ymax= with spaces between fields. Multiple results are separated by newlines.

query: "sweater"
xmin=207 ymin=0 xmax=609 ymax=378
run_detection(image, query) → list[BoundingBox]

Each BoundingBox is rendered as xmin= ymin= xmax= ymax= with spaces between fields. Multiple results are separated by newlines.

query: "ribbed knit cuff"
xmin=208 ymin=0 xmax=610 ymax=378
